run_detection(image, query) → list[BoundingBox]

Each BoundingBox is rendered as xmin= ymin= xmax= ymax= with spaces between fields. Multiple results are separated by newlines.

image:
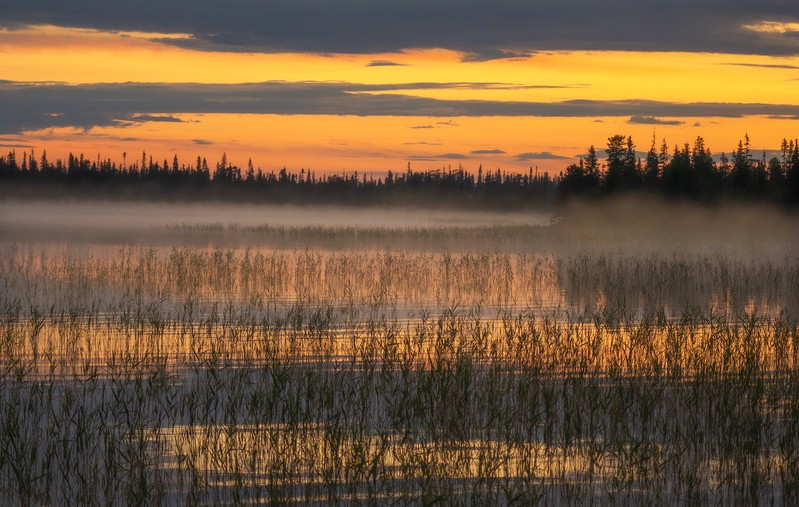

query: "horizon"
xmin=2 ymin=131 xmax=797 ymax=179
xmin=3 ymin=4 xmax=799 ymax=504
xmin=2 ymin=2 xmax=799 ymax=174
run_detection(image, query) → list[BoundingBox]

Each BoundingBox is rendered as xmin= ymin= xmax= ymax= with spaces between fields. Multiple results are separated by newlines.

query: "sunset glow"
xmin=2 ymin=6 xmax=799 ymax=175
xmin=3 ymin=4 xmax=799 ymax=505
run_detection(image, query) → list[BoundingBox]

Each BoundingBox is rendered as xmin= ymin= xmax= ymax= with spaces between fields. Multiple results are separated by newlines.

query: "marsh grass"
xmin=0 ymin=239 xmax=797 ymax=504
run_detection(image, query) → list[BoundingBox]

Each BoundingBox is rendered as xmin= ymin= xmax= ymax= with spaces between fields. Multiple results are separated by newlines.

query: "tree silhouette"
xmin=604 ymin=135 xmax=640 ymax=192
xmin=644 ymin=134 xmax=660 ymax=188
xmin=2 ymin=134 xmax=797 ymax=207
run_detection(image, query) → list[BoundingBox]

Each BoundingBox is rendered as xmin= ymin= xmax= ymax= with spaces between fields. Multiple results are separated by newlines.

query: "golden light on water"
xmin=3 ymin=3 xmax=799 ymax=502
xmin=1 ymin=196 xmax=798 ymax=503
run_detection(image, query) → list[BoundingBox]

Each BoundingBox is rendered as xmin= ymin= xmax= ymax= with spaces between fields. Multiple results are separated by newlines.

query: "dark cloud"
xmin=4 ymin=81 xmax=799 ymax=134
xmin=767 ymin=114 xmax=799 ymax=120
xmin=0 ymin=136 xmax=28 ymax=143
xmin=407 ymin=153 xmax=468 ymax=161
xmin=3 ymin=1 xmax=799 ymax=58
xmin=192 ymin=139 xmax=213 ymax=145
xmin=515 ymin=151 xmax=572 ymax=160
xmin=759 ymin=149 xmax=788 ymax=160
xmin=410 ymin=125 xmax=435 ymax=129
xmin=470 ymin=149 xmax=506 ymax=155
xmin=270 ymin=81 xmax=574 ymax=92
xmin=392 ymin=83 xmax=580 ymax=91
xmin=366 ymin=60 xmax=405 ymax=67
xmin=724 ymin=62 xmax=799 ymax=70
xmin=460 ymin=48 xmax=534 ymax=62
xmin=0 ymin=143 xmax=35 ymax=149
xmin=129 ymin=114 xmax=185 ymax=123
xmin=628 ymin=116 xmax=685 ymax=126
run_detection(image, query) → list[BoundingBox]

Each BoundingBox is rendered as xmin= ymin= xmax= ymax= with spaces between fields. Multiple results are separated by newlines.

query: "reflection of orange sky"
xmin=2 ymin=25 xmax=799 ymax=174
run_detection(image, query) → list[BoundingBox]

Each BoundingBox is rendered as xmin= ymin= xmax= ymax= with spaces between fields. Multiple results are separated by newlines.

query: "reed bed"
xmin=1 ymin=241 xmax=797 ymax=505
xmin=3 ymin=245 xmax=796 ymax=318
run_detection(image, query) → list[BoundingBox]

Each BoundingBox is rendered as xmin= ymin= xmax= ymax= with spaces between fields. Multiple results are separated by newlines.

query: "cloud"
xmin=0 ymin=136 xmax=28 ymax=143
xmin=459 ymin=48 xmax=534 ymax=62
xmin=742 ymin=21 xmax=799 ymax=35
xmin=366 ymin=60 xmax=404 ymax=67
xmin=371 ymin=82 xmax=579 ymax=91
xmin=407 ymin=152 xmax=468 ymax=161
xmin=129 ymin=114 xmax=185 ymax=123
xmin=2 ymin=2 xmax=799 ymax=58
xmin=724 ymin=62 xmax=799 ymax=70
xmin=4 ymin=80 xmax=799 ymax=134
xmin=410 ymin=125 xmax=435 ymax=129
xmin=470 ymin=149 xmax=506 ymax=155
xmin=515 ymin=151 xmax=572 ymax=160
xmin=0 ymin=143 xmax=35 ymax=149
xmin=192 ymin=139 xmax=213 ymax=145
xmin=627 ymin=116 xmax=685 ymax=126
xmin=757 ymin=149 xmax=786 ymax=160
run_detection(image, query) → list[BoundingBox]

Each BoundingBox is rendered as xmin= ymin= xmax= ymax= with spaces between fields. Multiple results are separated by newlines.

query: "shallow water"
xmin=1 ymin=200 xmax=798 ymax=504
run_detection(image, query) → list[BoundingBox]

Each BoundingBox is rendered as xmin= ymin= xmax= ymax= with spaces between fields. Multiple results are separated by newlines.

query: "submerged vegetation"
xmin=1 ymin=208 xmax=798 ymax=503
xmin=2 ymin=134 xmax=799 ymax=207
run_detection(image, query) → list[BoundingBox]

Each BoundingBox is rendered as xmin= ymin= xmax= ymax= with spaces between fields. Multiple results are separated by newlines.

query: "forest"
xmin=559 ymin=134 xmax=799 ymax=205
xmin=0 ymin=149 xmax=555 ymax=209
xmin=1 ymin=134 xmax=798 ymax=207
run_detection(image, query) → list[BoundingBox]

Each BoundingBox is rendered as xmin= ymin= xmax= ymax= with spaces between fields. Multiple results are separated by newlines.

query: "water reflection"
xmin=3 ymin=245 xmax=794 ymax=322
xmin=0 ymin=234 xmax=797 ymax=504
xmin=2 ymin=308 xmax=793 ymax=388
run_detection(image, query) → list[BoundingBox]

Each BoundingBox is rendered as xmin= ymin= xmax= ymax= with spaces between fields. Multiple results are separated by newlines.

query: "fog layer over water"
xmin=2 ymin=196 xmax=797 ymax=259
xmin=2 ymin=195 xmax=797 ymax=320
xmin=0 ymin=199 xmax=551 ymax=231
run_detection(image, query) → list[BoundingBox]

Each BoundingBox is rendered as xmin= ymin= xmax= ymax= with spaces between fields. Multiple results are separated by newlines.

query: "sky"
xmin=1 ymin=1 xmax=799 ymax=175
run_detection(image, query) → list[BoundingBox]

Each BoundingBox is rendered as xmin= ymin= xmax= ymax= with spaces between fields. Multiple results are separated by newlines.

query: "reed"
xmin=0 ymin=228 xmax=796 ymax=504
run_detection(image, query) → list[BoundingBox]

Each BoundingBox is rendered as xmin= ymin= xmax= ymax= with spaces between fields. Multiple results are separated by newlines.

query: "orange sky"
xmin=2 ymin=24 xmax=799 ymax=174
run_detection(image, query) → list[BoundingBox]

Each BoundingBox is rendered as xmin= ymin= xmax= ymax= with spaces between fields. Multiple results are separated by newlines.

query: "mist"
xmin=1 ymin=199 xmax=552 ymax=229
xmin=1 ymin=195 xmax=796 ymax=259
xmin=554 ymin=195 xmax=799 ymax=257
xmin=0 ymin=198 xmax=550 ymax=248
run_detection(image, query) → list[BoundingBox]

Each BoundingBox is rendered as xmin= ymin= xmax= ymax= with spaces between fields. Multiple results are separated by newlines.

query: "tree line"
xmin=1 ymin=134 xmax=798 ymax=207
xmin=0 ymin=150 xmax=555 ymax=209
xmin=559 ymin=134 xmax=799 ymax=205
